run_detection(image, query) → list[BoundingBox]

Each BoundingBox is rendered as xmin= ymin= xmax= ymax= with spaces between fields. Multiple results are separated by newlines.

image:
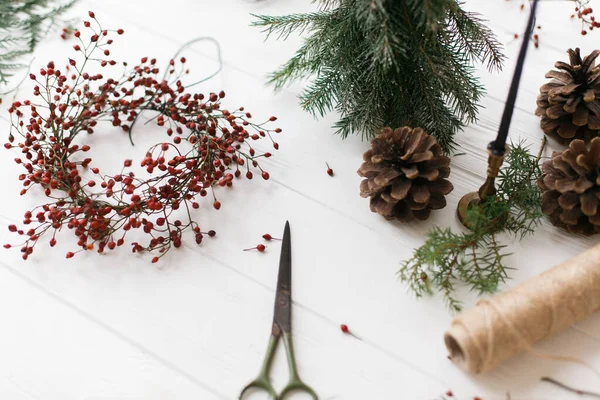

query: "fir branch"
xmin=0 ymin=0 xmax=76 ymax=94
xmin=399 ymin=140 xmax=545 ymax=312
xmin=255 ymin=0 xmax=504 ymax=153
xmin=444 ymin=2 xmax=505 ymax=72
xmin=251 ymin=11 xmax=333 ymax=41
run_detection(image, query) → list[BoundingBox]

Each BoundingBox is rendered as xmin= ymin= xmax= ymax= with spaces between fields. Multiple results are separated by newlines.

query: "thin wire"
xmin=162 ymin=36 xmax=222 ymax=89
xmin=127 ymin=36 xmax=223 ymax=145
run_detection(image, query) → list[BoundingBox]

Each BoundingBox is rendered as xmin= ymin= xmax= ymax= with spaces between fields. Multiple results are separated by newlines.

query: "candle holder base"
xmin=457 ymin=192 xmax=481 ymax=229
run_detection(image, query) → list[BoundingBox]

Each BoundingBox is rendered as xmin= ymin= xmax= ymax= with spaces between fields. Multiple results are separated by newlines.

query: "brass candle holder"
xmin=457 ymin=144 xmax=510 ymax=229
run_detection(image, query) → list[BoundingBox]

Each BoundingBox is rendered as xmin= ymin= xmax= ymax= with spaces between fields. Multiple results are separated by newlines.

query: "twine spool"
xmin=444 ymin=243 xmax=600 ymax=374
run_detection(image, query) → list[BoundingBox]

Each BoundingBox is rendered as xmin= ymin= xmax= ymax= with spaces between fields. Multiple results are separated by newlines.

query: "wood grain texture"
xmin=0 ymin=0 xmax=598 ymax=399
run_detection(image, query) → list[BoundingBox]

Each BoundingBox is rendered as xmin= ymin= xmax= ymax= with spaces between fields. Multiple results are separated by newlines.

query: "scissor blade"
xmin=273 ymin=221 xmax=292 ymax=333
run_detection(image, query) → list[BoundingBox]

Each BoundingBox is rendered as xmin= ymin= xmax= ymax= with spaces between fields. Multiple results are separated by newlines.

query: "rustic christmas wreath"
xmin=3 ymin=12 xmax=280 ymax=262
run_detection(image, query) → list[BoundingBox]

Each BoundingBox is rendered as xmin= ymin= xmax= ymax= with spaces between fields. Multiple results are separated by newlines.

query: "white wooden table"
xmin=1 ymin=1 xmax=599 ymax=399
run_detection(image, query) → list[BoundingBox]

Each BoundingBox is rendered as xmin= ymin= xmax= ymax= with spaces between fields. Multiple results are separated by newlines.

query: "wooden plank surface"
xmin=0 ymin=1 xmax=599 ymax=399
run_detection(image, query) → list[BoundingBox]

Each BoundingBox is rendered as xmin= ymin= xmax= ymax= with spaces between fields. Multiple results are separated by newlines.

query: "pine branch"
xmin=0 ymin=0 xmax=76 ymax=94
xmin=251 ymin=11 xmax=332 ymax=40
xmin=299 ymin=68 xmax=340 ymax=117
xmin=399 ymin=141 xmax=545 ymax=312
xmin=255 ymin=0 xmax=504 ymax=152
xmin=444 ymin=2 xmax=505 ymax=71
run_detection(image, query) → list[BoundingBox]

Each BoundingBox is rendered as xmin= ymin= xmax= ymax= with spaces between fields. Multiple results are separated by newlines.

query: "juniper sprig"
xmin=399 ymin=140 xmax=545 ymax=312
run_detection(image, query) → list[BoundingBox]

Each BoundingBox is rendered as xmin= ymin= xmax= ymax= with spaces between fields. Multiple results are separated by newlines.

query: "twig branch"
xmin=541 ymin=377 xmax=600 ymax=398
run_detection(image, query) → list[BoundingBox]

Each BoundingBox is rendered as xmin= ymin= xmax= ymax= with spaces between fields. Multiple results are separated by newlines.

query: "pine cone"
xmin=357 ymin=127 xmax=453 ymax=222
xmin=539 ymin=137 xmax=600 ymax=235
xmin=535 ymin=48 xmax=600 ymax=144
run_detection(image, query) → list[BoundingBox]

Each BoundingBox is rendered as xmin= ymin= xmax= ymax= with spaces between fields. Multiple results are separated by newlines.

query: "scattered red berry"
xmin=262 ymin=233 xmax=281 ymax=241
xmin=244 ymin=244 xmax=266 ymax=252
xmin=340 ymin=323 xmax=362 ymax=340
xmin=326 ymin=162 xmax=334 ymax=177
xmin=208 ymin=230 xmax=216 ymax=237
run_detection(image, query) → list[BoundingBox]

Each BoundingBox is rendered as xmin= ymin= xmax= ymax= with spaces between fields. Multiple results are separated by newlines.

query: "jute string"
xmin=444 ymin=243 xmax=600 ymax=374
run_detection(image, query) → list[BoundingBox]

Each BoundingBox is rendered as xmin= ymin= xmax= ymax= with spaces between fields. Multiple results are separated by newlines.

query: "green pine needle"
xmin=0 ymin=0 xmax=76 ymax=93
xmin=253 ymin=0 xmax=504 ymax=153
xmin=399 ymin=140 xmax=545 ymax=312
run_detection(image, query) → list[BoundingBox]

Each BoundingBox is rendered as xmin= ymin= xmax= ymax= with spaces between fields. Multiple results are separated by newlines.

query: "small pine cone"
xmin=357 ymin=127 xmax=453 ymax=222
xmin=539 ymin=137 xmax=600 ymax=235
xmin=535 ymin=48 xmax=600 ymax=145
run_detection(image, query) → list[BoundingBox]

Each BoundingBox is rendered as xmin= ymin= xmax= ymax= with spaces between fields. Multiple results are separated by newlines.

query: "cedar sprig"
xmin=3 ymin=13 xmax=281 ymax=262
xmin=399 ymin=140 xmax=545 ymax=312
xmin=252 ymin=0 xmax=504 ymax=153
xmin=0 ymin=0 xmax=76 ymax=90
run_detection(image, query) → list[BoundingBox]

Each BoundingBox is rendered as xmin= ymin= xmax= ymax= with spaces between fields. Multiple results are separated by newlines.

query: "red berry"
xmin=88 ymin=11 xmax=95 ymax=18
xmin=261 ymin=171 xmax=270 ymax=180
xmin=341 ymin=324 xmax=349 ymax=333
xmin=124 ymin=159 xmax=132 ymax=167
xmin=213 ymin=200 xmax=221 ymax=210
xmin=446 ymin=391 xmax=453 ymax=397
xmin=208 ymin=230 xmax=216 ymax=237
xmin=269 ymin=116 xmax=277 ymax=121
xmin=152 ymin=257 xmax=159 ymax=263
xmin=8 ymin=225 xmax=17 ymax=232
xmin=3 ymin=244 xmax=11 ymax=249
xmin=262 ymin=233 xmax=281 ymax=241
xmin=66 ymin=252 xmax=75 ymax=259
xmin=273 ymin=142 xmax=279 ymax=150
xmin=117 ymin=29 xmax=124 ymax=35
xmin=326 ymin=162 xmax=334 ymax=176
xmin=244 ymin=244 xmax=266 ymax=252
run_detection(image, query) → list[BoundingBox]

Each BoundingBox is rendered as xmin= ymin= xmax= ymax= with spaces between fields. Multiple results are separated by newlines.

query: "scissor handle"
xmin=279 ymin=332 xmax=319 ymax=400
xmin=239 ymin=377 xmax=277 ymax=400
xmin=240 ymin=333 xmax=279 ymax=400
xmin=280 ymin=380 xmax=318 ymax=400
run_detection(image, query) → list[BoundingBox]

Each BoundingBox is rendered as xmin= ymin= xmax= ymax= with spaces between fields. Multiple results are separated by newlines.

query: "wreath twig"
xmin=3 ymin=12 xmax=281 ymax=262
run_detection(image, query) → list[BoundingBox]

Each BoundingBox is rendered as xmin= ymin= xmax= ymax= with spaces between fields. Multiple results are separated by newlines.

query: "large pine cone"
xmin=357 ymin=127 xmax=453 ymax=222
xmin=535 ymin=48 xmax=600 ymax=144
xmin=539 ymin=137 xmax=600 ymax=235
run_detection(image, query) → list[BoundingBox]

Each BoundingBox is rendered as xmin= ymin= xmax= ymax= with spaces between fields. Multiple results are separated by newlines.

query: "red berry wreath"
xmin=3 ymin=12 xmax=280 ymax=262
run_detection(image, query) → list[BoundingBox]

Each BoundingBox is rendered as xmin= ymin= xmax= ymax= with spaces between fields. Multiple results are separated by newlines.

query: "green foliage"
xmin=398 ymin=141 xmax=545 ymax=312
xmin=252 ymin=0 xmax=504 ymax=153
xmin=0 ymin=0 xmax=75 ymax=90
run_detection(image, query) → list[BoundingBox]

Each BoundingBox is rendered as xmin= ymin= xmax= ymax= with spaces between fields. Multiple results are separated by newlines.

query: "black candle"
xmin=491 ymin=0 xmax=539 ymax=155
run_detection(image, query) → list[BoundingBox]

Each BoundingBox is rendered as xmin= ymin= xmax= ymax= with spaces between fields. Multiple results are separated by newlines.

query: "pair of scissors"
xmin=240 ymin=221 xmax=318 ymax=400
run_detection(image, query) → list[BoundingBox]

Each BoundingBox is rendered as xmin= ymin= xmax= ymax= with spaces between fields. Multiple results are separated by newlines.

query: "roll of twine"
xmin=444 ymin=243 xmax=600 ymax=374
